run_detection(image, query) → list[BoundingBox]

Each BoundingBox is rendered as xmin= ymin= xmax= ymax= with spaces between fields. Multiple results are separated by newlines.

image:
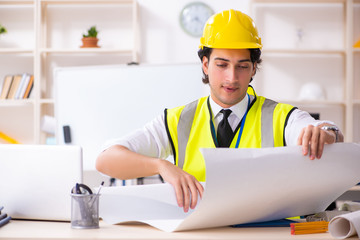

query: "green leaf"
xmin=83 ymin=25 xmax=98 ymax=38
xmin=0 ymin=24 xmax=7 ymax=35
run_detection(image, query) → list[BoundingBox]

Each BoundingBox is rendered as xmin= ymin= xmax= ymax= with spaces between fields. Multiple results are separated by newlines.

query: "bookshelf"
xmin=0 ymin=0 xmax=139 ymax=144
xmin=251 ymin=0 xmax=360 ymax=142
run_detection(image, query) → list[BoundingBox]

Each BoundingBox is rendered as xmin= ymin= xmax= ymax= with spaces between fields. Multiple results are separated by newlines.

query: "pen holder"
xmin=70 ymin=193 xmax=100 ymax=229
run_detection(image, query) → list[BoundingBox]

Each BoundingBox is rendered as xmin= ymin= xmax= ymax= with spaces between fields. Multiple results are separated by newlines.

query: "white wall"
xmin=137 ymin=0 xmax=251 ymax=64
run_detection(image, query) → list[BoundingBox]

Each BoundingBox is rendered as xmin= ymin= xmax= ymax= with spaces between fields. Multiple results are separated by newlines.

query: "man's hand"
xmin=157 ymin=160 xmax=204 ymax=213
xmin=297 ymin=124 xmax=342 ymax=160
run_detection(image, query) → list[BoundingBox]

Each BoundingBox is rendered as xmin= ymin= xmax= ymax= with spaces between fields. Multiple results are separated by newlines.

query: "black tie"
xmin=217 ymin=109 xmax=233 ymax=147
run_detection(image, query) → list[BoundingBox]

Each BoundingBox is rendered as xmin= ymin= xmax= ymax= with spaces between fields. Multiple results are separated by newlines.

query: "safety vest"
xmin=165 ymin=87 xmax=296 ymax=182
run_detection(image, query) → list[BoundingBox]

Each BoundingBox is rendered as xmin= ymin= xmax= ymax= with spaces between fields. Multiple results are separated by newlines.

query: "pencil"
xmin=290 ymin=221 xmax=329 ymax=235
xmin=0 ymin=131 xmax=20 ymax=144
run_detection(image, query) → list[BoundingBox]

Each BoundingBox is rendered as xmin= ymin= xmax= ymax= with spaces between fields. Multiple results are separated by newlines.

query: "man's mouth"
xmin=223 ymin=86 xmax=238 ymax=93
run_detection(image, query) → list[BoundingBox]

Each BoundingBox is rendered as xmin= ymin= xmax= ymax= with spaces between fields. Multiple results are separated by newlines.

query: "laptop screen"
xmin=0 ymin=144 xmax=83 ymax=221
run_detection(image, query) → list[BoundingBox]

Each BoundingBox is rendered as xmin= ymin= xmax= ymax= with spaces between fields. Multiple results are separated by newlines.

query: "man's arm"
xmin=96 ymin=145 xmax=204 ymax=212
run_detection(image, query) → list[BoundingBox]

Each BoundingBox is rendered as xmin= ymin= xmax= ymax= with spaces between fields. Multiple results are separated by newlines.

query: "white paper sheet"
xmin=329 ymin=211 xmax=360 ymax=239
xmin=99 ymin=143 xmax=360 ymax=232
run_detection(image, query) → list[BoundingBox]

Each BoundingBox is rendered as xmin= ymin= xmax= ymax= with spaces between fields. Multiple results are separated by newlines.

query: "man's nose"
xmin=226 ymin=67 xmax=238 ymax=83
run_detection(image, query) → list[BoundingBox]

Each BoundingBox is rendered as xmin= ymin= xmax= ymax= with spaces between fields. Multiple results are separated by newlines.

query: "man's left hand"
xmin=297 ymin=124 xmax=343 ymax=160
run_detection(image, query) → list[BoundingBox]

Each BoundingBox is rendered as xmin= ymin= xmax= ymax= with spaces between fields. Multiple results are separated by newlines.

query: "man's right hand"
xmin=96 ymin=145 xmax=204 ymax=212
xmin=157 ymin=159 xmax=204 ymax=213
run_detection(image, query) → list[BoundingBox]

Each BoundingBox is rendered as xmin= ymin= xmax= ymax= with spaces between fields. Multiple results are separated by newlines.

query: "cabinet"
xmin=0 ymin=0 xmax=139 ymax=144
xmin=251 ymin=0 xmax=359 ymax=142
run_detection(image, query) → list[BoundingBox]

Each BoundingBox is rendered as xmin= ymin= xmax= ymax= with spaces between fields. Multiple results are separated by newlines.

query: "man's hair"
xmin=197 ymin=47 xmax=262 ymax=84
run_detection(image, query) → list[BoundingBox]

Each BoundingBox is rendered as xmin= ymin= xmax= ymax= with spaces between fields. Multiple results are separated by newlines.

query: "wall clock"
xmin=179 ymin=2 xmax=214 ymax=37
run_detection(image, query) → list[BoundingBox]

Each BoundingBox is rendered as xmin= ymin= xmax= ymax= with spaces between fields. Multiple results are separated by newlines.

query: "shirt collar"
xmin=209 ymin=94 xmax=249 ymax=120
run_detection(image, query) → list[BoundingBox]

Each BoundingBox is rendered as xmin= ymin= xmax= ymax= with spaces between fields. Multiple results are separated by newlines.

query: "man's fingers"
xmin=180 ymin=177 xmax=204 ymax=211
xmin=309 ymin=126 xmax=320 ymax=160
xmin=316 ymin=130 xmax=328 ymax=158
xmin=189 ymin=183 xmax=198 ymax=210
xmin=182 ymin=183 xmax=190 ymax=212
xmin=195 ymin=181 xmax=204 ymax=199
xmin=174 ymin=184 xmax=184 ymax=208
xmin=301 ymin=126 xmax=313 ymax=156
xmin=297 ymin=128 xmax=305 ymax=147
xmin=190 ymin=181 xmax=204 ymax=209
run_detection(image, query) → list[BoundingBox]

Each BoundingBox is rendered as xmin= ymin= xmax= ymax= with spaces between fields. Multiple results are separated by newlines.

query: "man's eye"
xmin=216 ymin=64 xmax=227 ymax=68
xmin=238 ymin=65 xmax=249 ymax=69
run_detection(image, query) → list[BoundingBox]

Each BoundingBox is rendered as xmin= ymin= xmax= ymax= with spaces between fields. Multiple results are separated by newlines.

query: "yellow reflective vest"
xmin=165 ymin=87 xmax=296 ymax=182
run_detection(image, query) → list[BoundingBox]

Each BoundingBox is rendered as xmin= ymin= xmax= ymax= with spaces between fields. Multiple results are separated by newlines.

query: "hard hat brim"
xmin=199 ymin=41 xmax=262 ymax=50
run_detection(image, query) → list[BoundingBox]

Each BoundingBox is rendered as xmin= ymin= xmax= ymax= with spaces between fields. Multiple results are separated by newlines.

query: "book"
xmin=0 ymin=75 xmax=14 ymax=100
xmin=23 ymin=75 xmax=34 ymax=99
xmin=7 ymin=75 xmax=22 ymax=99
xmin=15 ymin=73 xmax=30 ymax=99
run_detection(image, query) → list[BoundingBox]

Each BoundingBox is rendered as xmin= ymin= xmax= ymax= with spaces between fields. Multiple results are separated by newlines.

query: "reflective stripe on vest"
xmin=177 ymin=100 xmax=198 ymax=169
xmin=261 ymin=98 xmax=278 ymax=148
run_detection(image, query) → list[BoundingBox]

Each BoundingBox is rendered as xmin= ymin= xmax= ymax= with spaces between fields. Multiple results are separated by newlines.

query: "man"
xmin=96 ymin=9 xmax=343 ymax=213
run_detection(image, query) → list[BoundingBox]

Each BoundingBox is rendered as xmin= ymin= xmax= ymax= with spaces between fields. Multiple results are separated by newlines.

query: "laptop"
xmin=0 ymin=144 xmax=83 ymax=221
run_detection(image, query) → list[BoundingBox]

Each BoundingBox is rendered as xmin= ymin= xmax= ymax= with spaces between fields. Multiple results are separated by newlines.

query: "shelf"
xmin=0 ymin=99 xmax=35 ymax=107
xmin=40 ymin=48 xmax=134 ymax=55
xmin=251 ymin=0 xmax=356 ymax=141
xmin=40 ymin=0 xmax=133 ymax=4
xmin=0 ymin=0 xmax=138 ymax=144
xmin=262 ymin=49 xmax=345 ymax=55
xmin=252 ymin=0 xmax=345 ymax=2
xmin=39 ymin=99 xmax=55 ymax=104
xmin=0 ymin=1 xmax=34 ymax=5
xmin=0 ymin=49 xmax=33 ymax=54
xmin=253 ymin=3 xmax=344 ymax=51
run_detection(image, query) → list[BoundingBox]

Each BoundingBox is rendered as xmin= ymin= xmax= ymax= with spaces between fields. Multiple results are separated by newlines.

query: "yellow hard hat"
xmin=199 ymin=9 xmax=262 ymax=49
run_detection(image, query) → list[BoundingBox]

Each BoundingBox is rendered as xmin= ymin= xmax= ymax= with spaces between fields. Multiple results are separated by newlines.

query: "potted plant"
xmin=81 ymin=26 xmax=99 ymax=48
xmin=0 ymin=24 xmax=7 ymax=36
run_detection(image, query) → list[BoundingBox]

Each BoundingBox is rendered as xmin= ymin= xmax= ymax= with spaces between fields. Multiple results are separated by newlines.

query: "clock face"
xmin=179 ymin=2 xmax=214 ymax=37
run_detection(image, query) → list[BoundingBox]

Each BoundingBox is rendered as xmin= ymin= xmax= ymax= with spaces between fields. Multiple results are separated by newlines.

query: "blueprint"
xmin=99 ymin=143 xmax=360 ymax=232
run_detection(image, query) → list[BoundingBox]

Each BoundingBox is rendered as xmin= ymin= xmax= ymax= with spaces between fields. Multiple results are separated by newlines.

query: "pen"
xmin=90 ymin=181 xmax=104 ymax=208
xmin=0 ymin=213 xmax=7 ymax=221
xmin=0 ymin=216 xmax=11 ymax=228
xmin=95 ymin=181 xmax=104 ymax=196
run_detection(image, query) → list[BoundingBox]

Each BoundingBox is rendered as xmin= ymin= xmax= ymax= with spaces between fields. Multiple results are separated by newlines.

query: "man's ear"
xmin=202 ymin=56 xmax=209 ymax=75
xmin=252 ymin=62 xmax=257 ymax=76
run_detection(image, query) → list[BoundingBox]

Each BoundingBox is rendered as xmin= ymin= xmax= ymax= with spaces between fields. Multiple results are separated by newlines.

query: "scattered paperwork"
xmin=99 ymin=143 xmax=360 ymax=232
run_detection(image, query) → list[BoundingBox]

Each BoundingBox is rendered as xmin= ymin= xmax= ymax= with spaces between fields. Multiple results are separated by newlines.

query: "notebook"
xmin=0 ymin=144 xmax=83 ymax=221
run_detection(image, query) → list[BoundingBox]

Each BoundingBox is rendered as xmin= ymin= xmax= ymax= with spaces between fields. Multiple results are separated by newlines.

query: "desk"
xmin=0 ymin=220 xmax=357 ymax=240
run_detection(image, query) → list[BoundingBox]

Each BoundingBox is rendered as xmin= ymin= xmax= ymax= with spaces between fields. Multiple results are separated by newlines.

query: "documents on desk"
xmin=329 ymin=210 xmax=360 ymax=239
xmin=99 ymin=143 xmax=360 ymax=232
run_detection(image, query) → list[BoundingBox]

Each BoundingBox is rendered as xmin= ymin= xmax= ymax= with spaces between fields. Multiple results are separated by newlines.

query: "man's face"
xmin=202 ymin=48 xmax=256 ymax=108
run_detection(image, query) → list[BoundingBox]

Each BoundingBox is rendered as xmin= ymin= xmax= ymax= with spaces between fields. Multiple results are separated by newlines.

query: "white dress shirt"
xmin=101 ymin=95 xmax=334 ymax=162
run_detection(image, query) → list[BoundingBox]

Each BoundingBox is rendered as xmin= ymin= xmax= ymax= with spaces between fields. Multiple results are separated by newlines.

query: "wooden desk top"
xmin=0 ymin=220 xmax=356 ymax=240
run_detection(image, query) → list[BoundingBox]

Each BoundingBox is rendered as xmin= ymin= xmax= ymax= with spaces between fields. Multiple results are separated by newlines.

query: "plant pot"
xmin=81 ymin=37 xmax=99 ymax=48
